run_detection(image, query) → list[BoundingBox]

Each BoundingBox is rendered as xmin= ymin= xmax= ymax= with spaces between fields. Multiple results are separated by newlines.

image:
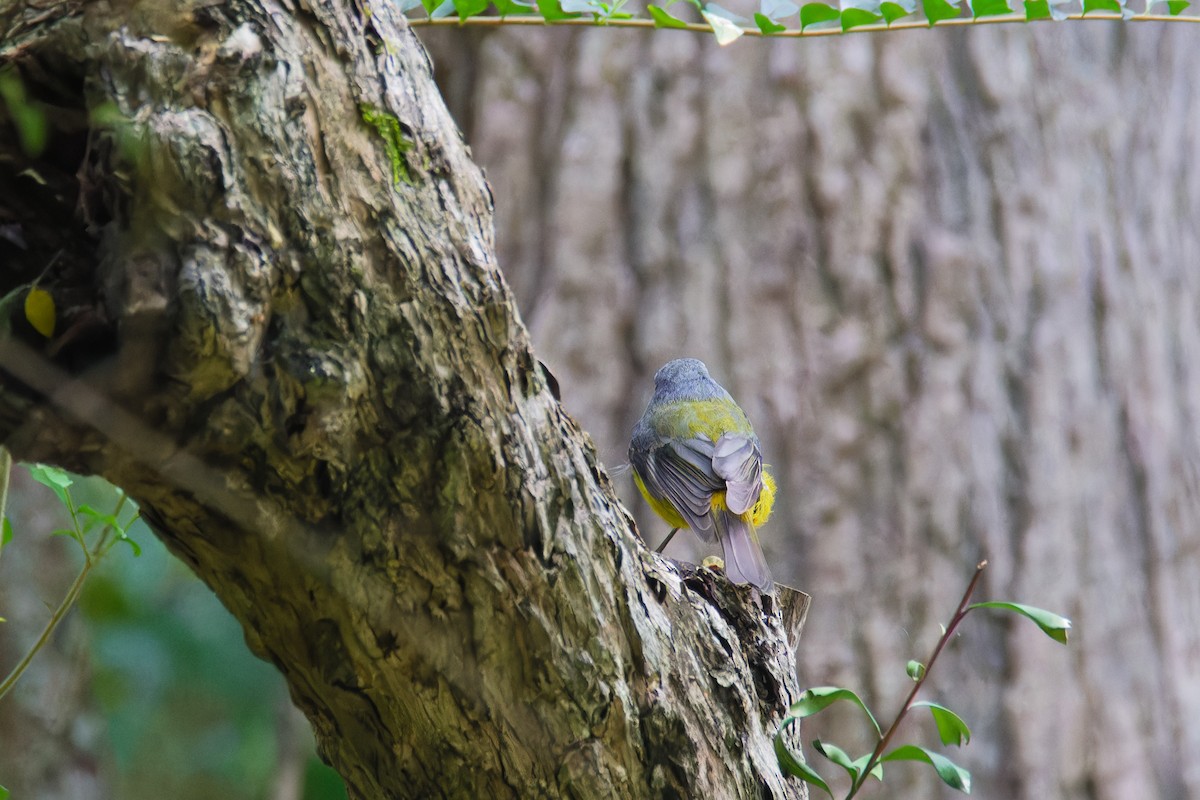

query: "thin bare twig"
xmin=846 ymin=560 xmax=989 ymax=798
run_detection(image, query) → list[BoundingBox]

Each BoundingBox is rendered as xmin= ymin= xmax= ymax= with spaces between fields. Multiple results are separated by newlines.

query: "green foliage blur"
xmin=8 ymin=470 xmax=346 ymax=800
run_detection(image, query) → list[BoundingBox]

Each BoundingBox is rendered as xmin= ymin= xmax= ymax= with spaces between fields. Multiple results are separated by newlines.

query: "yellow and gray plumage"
xmin=629 ymin=358 xmax=776 ymax=592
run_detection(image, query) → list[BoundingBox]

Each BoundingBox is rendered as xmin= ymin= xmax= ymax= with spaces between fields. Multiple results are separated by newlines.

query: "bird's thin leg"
xmin=654 ymin=528 xmax=679 ymax=554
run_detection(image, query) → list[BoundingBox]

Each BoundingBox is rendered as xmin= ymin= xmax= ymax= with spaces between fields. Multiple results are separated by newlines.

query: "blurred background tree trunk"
xmin=423 ymin=24 xmax=1200 ymax=799
xmin=0 ymin=471 xmax=107 ymax=800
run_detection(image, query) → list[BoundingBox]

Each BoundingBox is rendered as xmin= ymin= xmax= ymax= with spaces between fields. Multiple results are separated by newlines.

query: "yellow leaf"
xmin=24 ymin=287 xmax=55 ymax=338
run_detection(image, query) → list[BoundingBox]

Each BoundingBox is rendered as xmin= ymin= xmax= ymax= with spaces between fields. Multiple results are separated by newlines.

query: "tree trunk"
xmin=424 ymin=22 xmax=1200 ymax=800
xmin=0 ymin=2 xmax=806 ymax=798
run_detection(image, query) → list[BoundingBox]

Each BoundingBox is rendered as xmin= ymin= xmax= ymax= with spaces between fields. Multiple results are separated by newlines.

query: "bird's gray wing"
xmin=637 ymin=437 xmax=723 ymax=540
xmin=711 ymin=433 xmax=763 ymax=516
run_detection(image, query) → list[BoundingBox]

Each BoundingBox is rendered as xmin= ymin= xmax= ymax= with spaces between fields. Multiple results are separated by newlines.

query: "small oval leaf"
xmin=812 ymin=739 xmax=861 ymax=782
xmin=27 ymin=463 xmax=73 ymax=507
xmin=969 ymin=0 xmax=1011 ymax=15
xmin=753 ymin=11 xmax=789 ymax=30
xmin=648 ymin=4 xmax=690 ymax=25
xmin=923 ymin=0 xmax=962 ymax=22
xmin=968 ymin=601 xmax=1071 ymax=643
xmin=535 ymin=0 xmax=583 ymax=20
xmin=1023 ymin=0 xmax=1051 ymax=18
xmin=911 ymin=701 xmax=971 ymax=747
xmin=784 ymin=687 xmax=882 ymax=737
xmin=840 ymin=6 xmax=881 ymax=27
xmin=452 ymin=0 xmax=490 ymax=16
xmin=906 ymin=660 xmax=926 ymax=681
xmin=882 ymin=745 xmax=972 ymax=793
xmin=799 ymin=1 xmax=840 ymax=27
xmin=24 ymin=287 xmax=56 ymax=338
xmin=774 ymin=732 xmax=834 ymax=798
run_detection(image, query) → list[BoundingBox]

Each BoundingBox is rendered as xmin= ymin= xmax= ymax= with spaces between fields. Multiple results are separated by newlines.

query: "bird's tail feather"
xmin=713 ymin=510 xmax=774 ymax=593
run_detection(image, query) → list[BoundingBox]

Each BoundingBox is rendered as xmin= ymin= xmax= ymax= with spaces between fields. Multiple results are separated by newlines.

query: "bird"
xmin=629 ymin=358 xmax=775 ymax=593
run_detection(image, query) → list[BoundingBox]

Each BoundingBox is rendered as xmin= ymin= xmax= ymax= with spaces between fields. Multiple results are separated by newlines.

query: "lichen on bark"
xmin=0 ymin=2 xmax=807 ymax=798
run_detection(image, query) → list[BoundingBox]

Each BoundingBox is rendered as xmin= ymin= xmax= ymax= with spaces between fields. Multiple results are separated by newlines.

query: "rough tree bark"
xmin=423 ymin=22 xmax=1200 ymax=800
xmin=0 ymin=2 xmax=807 ymax=798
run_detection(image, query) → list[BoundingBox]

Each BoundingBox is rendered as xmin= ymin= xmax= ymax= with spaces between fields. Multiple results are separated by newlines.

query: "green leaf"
xmin=421 ymin=0 xmax=442 ymax=15
xmin=774 ymin=732 xmax=833 ymax=798
xmin=783 ymin=687 xmax=882 ymax=737
xmin=0 ymin=782 xmax=9 ymax=800
xmin=1080 ymin=0 xmax=1120 ymax=10
xmin=840 ymin=6 xmax=881 ymax=26
xmin=78 ymin=504 xmax=120 ymax=532
xmin=536 ymin=0 xmax=583 ymax=19
xmin=969 ymin=0 xmax=1010 ymax=15
xmin=115 ymin=532 xmax=142 ymax=557
xmin=1022 ymin=0 xmax=1051 ymax=18
xmin=912 ymin=701 xmax=971 ymax=747
xmin=923 ymin=0 xmax=961 ymax=23
xmin=754 ymin=11 xmax=789 ymax=30
xmin=1168 ymin=0 xmax=1189 ymax=13
xmin=880 ymin=1 xmax=912 ymax=20
xmin=27 ymin=463 xmax=73 ymax=508
xmin=855 ymin=753 xmax=884 ymax=782
xmin=812 ymin=739 xmax=858 ymax=780
xmin=812 ymin=739 xmax=881 ymax=783
xmin=0 ymin=70 xmax=48 ymax=158
xmin=648 ymin=4 xmax=690 ymax=25
xmin=906 ymin=659 xmax=925 ymax=680
xmin=452 ymin=0 xmax=489 ymax=15
xmin=968 ymin=601 xmax=1071 ymax=643
xmin=492 ymin=0 xmax=535 ymax=15
xmin=52 ymin=525 xmax=86 ymax=549
xmin=799 ymin=1 xmax=840 ymax=26
xmin=882 ymin=745 xmax=971 ymax=793
xmin=2 ymin=516 xmax=12 ymax=549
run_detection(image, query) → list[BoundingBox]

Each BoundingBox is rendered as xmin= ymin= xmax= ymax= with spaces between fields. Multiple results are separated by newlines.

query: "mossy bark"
xmin=0 ymin=3 xmax=806 ymax=797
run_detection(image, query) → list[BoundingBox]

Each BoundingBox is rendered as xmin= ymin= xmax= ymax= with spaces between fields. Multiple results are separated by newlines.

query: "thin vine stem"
xmin=845 ymin=559 xmax=989 ymax=798
xmin=0 ymin=547 xmax=93 ymax=701
xmin=406 ymin=11 xmax=1198 ymax=36
xmin=0 ymin=490 xmax=131 ymax=702
xmin=0 ymin=447 xmax=11 ymax=569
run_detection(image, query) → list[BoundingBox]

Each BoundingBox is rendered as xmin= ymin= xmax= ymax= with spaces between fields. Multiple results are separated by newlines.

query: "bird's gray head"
xmin=654 ymin=358 xmax=711 ymax=392
xmin=648 ymin=359 xmax=727 ymax=406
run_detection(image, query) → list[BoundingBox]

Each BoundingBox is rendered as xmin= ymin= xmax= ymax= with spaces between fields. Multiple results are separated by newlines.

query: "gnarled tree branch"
xmin=0 ymin=1 xmax=806 ymax=797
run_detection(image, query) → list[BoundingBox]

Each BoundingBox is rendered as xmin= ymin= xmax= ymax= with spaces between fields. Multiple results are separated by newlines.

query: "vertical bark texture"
xmin=0 ymin=2 xmax=806 ymax=798
xmin=424 ymin=23 xmax=1200 ymax=799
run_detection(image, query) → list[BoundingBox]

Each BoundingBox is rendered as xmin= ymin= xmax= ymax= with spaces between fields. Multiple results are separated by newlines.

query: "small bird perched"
xmin=629 ymin=358 xmax=776 ymax=593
